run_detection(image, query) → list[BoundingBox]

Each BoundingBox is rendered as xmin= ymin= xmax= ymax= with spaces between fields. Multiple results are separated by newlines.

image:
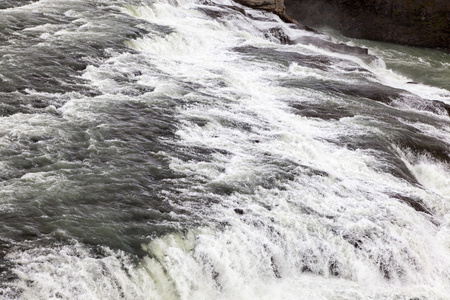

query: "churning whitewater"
xmin=1 ymin=0 xmax=450 ymax=299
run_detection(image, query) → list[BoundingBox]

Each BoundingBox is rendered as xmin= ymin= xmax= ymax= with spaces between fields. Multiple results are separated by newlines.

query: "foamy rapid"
xmin=1 ymin=0 xmax=450 ymax=299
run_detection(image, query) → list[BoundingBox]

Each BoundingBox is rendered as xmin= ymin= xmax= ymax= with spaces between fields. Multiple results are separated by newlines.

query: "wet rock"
xmin=263 ymin=26 xmax=294 ymax=44
xmin=391 ymin=194 xmax=431 ymax=215
xmin=294 ymin=35 xmax=378 ymax=63
xmin=432 ymin=100 xmax=450 ymax=116
xmin=234 ymin=208 xmax=245 ymax=215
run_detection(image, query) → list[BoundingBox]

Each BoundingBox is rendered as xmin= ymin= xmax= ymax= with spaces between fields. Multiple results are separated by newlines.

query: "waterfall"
xmin=1 ymin=0 xmax=449 ymax=299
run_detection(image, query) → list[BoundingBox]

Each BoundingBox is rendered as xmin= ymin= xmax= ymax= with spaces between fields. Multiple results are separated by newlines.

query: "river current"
xmin=1 ymin=0 xmax=450 ymax=299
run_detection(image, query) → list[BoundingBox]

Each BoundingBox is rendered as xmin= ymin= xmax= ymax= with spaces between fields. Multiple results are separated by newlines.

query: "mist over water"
xmin=1 ymin=0 xmax=450 ymax=299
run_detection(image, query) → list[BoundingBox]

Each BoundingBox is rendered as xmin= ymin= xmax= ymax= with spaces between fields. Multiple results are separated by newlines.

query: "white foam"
xmin=5 ymin=245 xmax=161 ymax=300
xmin=6 ymin=218 xmax=450 ymax=300
xmin=402 ymin=151 xmax=450 ymax=202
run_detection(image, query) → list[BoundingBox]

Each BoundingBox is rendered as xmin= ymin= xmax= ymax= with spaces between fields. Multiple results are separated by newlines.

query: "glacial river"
xmin=1 ymin=0 xmax=449 ymax=299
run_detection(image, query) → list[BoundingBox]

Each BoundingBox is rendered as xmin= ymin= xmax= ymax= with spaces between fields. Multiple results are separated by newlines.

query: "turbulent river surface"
xmin=1 ymin=0 xmax=450 ymax=299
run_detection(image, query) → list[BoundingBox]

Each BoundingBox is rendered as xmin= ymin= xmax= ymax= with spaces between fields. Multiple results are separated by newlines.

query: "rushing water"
xmin=1 ymin=0 xmax=450 ymax=299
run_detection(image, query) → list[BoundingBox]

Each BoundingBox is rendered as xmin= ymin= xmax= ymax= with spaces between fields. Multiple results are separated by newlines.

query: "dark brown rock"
xmin=283 ymin=0 xmax=450 ymax=50
xmin=234 ymin=0 xmax=297 ymax=22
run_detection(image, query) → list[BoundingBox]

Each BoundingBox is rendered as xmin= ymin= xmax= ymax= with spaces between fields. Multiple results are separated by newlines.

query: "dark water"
xmin=1 ymin=0 xmax=450 ymax=299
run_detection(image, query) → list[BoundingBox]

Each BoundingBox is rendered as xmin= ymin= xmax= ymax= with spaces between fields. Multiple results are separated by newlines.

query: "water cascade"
xmin=0 ymin=0 xmax=449 ymax=299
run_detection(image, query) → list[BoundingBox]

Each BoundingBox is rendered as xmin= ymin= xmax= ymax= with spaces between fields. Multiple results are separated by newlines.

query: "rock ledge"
xmin=237 ymin=0 xmax=450 ymax=50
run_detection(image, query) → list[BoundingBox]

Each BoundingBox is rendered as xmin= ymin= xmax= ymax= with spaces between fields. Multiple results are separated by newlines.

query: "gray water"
xmin=1 ymin=0 xmax=450 ymax=299
xmin=325 ymin=29 xmax=450 ymax=92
